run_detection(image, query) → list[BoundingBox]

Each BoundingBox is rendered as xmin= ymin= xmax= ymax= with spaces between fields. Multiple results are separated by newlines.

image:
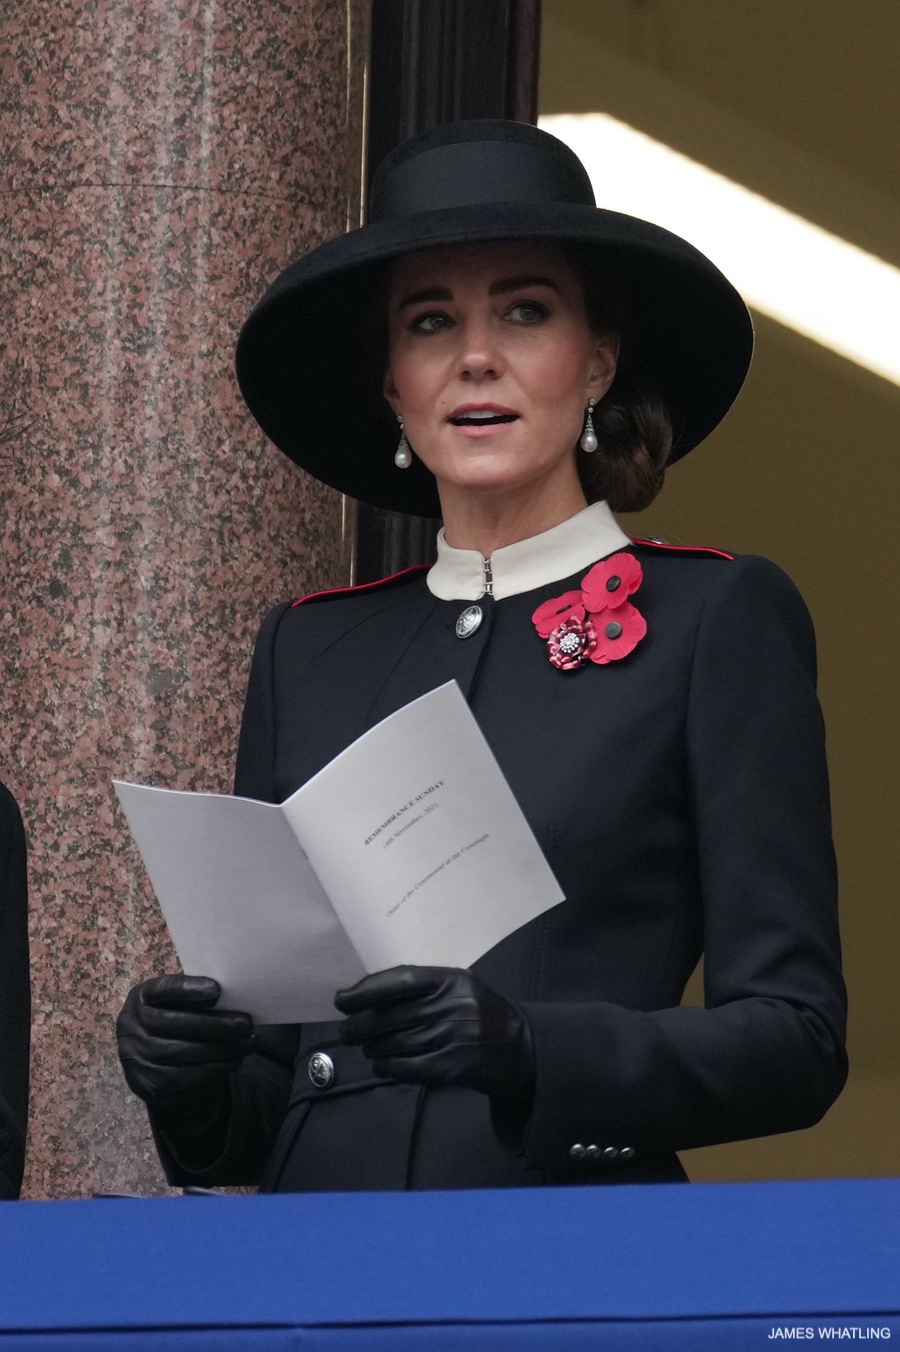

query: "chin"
xmin=436 ymin=448 xmax=533 ymax=484
xmin=440 ymin=456 xmax=526 ymax=485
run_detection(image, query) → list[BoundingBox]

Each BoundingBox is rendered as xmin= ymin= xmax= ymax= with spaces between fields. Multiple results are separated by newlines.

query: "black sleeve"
xmin=150 ymin=1028 xmax=299 ymax=1188
xmin=0 ymin=782 xmax=30 ymax=1199
xmin=233 ymin=601 xmax=292 ymax=803
xmin=152 ymin=604 xmax=301 ymax=1187
xmin=521 ymin=555 xmax=847 ymax=1167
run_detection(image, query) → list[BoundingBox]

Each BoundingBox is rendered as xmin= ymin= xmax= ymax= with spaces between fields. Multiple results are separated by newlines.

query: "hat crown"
xmin=369 ymin=119 xmax=596 ymax=222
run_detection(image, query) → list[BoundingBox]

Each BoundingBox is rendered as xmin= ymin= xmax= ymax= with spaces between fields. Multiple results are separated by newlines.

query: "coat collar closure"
xmin=426 ymin=500 xmax=632 ymax=602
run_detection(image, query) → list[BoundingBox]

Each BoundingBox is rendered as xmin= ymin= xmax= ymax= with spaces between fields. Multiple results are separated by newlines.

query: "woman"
xmin=116 ymin=120 xmax=847 ymax=1190
xmin=0 ymin=778 xmax=29 ymax=1198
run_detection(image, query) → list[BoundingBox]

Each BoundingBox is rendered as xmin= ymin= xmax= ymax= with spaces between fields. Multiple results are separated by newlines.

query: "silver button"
xmin=584 ymin=1144 xmax=600 ymax=1161
xmin=619 ymin=1146 xmax=635 ymax=1161
xmin=602 ymin=1146 xmax=619 ymax=1163
xmin=569 ymin=1143 xmax=586 ymax=1161
xmin=455 ymin=605 xmax=482 ymax=639
xmin=307 ymin=1051 xmax=335 ymax=1090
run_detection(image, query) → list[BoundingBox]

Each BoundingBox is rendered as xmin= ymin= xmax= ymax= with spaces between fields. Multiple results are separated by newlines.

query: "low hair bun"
xmin=578 ymin=385 xmax=673 ymax=513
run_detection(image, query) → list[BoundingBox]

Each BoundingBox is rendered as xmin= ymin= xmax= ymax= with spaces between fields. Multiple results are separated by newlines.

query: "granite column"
xmin=0 ymin=0 xmax=367 ymax=1195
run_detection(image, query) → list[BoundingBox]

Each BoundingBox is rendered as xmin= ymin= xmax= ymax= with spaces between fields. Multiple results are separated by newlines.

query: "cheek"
xmin=521 ymin=333 xmax=592 ymax=409
xmin=386 ymin=341 xmax=445 ymax=412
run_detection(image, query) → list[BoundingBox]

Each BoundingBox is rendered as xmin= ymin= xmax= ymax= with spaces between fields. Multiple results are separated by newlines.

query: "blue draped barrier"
xmin=0 ymin=1178 xmax=897 ymax=1349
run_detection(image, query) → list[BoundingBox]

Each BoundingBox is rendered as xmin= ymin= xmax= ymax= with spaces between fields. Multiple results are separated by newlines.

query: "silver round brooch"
xmin=455 ymin=605 xmax=483 ymax=639
xmin=557 ymin=631 xmax=585 ymax=657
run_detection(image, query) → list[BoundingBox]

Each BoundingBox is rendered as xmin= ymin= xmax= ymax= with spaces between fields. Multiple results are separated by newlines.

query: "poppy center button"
xmin=455 ymin=605 xmax=483 ymax=639
xmin=307 ymin=1051 xmax=335 ymax=1089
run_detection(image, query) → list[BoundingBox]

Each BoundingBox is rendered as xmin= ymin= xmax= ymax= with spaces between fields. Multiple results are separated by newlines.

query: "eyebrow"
xmin=397 ymin=276 xmax=561 ymax=309
xmin=488 ymin=275 xmax=561 ymax=296
xmin=398 ymin=286 xmax=453 ymax=309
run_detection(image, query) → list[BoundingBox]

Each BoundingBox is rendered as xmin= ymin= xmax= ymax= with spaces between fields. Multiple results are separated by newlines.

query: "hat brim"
xmin=236 ymin=201 xmax=754 ymax=518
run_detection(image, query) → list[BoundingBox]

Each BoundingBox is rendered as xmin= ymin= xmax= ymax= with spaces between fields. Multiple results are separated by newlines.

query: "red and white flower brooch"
xmin=531 ymin=552 xmax=647 ymax=670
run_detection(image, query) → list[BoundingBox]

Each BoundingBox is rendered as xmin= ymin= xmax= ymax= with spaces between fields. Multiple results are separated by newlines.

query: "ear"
xmin=587 ymin=333 xmax=620 ymax=402
xmin=382 ymin=365 xmax=401 ymax=418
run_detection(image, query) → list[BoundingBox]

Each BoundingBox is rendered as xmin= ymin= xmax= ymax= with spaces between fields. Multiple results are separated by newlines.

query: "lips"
xmin=448 ymin=403 xmax=520 ymax=427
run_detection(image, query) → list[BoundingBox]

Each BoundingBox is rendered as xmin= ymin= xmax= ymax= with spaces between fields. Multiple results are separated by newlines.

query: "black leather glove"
xmin=116 ymin=974 xmax=255 ymax=1121
xmin=334 ymin=965 xmax=534 ymax=1101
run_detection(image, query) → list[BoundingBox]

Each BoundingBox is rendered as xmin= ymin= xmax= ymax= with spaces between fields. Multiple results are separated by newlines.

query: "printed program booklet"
xmin=114 ymin=681 xmax=564 ymax=1023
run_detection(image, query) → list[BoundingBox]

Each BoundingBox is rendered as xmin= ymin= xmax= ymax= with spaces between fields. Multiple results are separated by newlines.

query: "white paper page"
xmin=113 ymin=781 xmax=364 ymax=1024
xmin=282 ymin=682 xmax=564 ymax=973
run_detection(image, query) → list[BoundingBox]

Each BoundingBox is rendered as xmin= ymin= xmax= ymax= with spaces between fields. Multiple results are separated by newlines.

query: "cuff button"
xmin=619 ymin=1146 xmax=635 ymax=1161
xmin=602 ymin=1146 xmax=619 ymax=1163
xmin=569 ymin=1143 xmax=587 ymax=1161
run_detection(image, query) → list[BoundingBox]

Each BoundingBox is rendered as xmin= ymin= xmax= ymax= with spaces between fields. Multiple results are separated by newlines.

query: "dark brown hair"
xmin=562 ymin=243 xmax=673 ymax=514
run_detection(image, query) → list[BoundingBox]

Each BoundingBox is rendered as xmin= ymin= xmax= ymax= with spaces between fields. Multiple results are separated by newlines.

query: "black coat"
xmin=0 ymin=781 xmax=29 ymax=1198
xmin=155 ymin=541 xmax=847 ymax=1190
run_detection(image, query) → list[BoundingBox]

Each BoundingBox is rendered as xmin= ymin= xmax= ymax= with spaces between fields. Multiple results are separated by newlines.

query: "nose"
xmin=457 ymin=314 xmax=503 ymax=381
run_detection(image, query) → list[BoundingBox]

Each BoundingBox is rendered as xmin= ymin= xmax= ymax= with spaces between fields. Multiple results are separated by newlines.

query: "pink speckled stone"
xmin=0 ymin=0 xmax=369 ymax=1197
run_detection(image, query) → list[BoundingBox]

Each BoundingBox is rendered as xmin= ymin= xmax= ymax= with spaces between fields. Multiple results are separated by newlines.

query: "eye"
xmin=507 ymin=300 xmax=550 ymax=325
xmin=409 ymin=310 xmax=453 ymax=334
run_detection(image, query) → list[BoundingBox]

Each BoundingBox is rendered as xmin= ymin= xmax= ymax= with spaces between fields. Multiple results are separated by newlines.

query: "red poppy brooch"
xmin=532 ymin=553 xmax=647 ymax=670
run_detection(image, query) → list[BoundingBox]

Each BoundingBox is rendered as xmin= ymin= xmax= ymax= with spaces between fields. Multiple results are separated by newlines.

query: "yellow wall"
xmin=541 ymin=1 xmax=900 ymax=1180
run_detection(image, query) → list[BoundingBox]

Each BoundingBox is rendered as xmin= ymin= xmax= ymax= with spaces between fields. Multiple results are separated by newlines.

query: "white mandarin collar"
xmin=426 ymin=500 xmax=632 ymax=602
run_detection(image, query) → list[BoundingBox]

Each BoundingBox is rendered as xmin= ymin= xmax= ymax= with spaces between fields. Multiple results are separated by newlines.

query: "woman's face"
xmin=383 ymin=240 xmax=618 ymax=507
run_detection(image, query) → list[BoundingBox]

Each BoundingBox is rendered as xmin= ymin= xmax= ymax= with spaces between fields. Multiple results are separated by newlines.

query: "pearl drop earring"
xmin=580 ymin=398 xmax=598 ymax=453
xmin=394 ymin=416 xmax=412 ymax=469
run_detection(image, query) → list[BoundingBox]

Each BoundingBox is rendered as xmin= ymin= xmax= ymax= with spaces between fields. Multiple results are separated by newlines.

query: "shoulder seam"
xmin=291 ymin=565 xmax=430 ymax=608
xmin=632 ymin=539 xmax=734 ymax=561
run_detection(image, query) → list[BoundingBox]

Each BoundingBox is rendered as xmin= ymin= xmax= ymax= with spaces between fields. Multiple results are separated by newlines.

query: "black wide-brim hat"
xmin=236 ymin=120 xmax=754 ymax=518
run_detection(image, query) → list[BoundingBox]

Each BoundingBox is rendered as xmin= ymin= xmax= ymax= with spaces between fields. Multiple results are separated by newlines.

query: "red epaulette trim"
xmin=632 ymin=539 xmax=734 ymax=561
xmin=291 ymin=564 xmax=430 ymax=608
